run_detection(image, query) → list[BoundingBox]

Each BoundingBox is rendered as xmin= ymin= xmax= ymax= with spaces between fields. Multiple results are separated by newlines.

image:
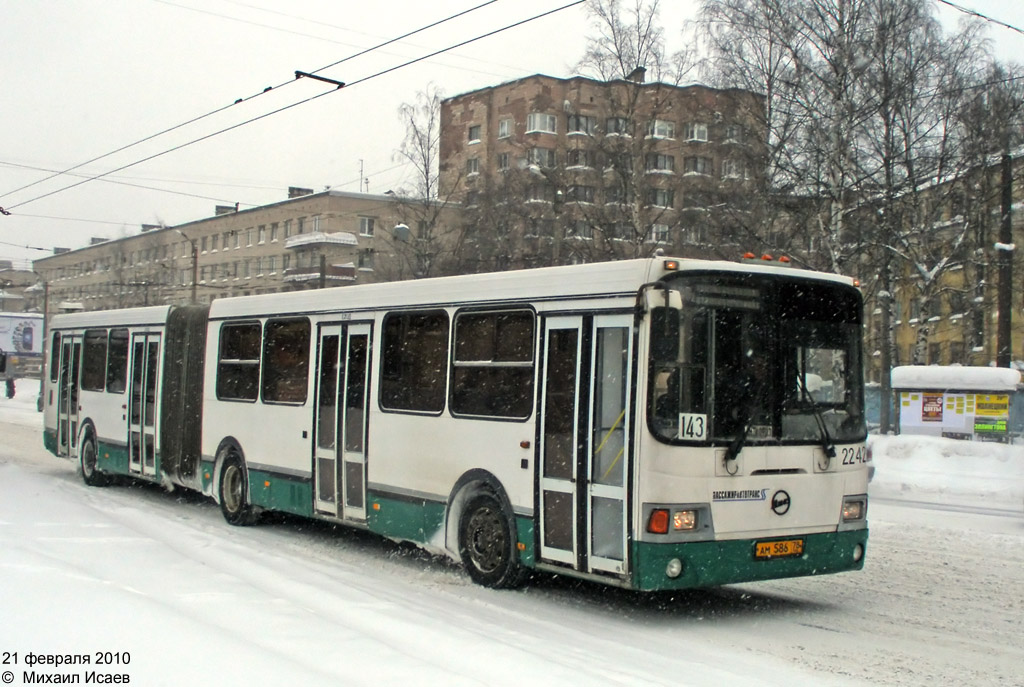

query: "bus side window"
xmin=380 ymin=310 xmax=449 ymax=413
xmin=106 ymin=328 xmax=129 ymax=393
xmin=261 ymin=318 xmax=310 ymax=404
xmin=49 ymin=332 xmax=61 ymax=383
xmin=216 ymin=322 xmax=261 ymax=401
xmin=81 ymin=329 xmax=108 ymax=392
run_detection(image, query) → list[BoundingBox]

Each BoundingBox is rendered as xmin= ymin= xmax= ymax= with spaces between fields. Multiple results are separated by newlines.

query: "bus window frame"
xmin=449 ymin=307 xmax=536 ymax=422
xmin=81 ymin=328 xmax=108 ymax=392
xmin=106 ymin=328 xmax=130 ymax=394
xmin=260 ymin=317 xmax=311 ymax=406
xmin=216 ymin=320 xmax=262 ymax=403
xmin=378 ymin=309 xmax=450 ymax=416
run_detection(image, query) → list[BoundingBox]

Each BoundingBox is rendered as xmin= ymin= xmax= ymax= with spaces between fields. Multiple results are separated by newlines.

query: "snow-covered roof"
xmin=891 ymin=365 xmax=1021 ymax=391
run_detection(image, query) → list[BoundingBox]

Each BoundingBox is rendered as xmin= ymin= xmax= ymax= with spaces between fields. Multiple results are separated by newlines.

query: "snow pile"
xmin=869 ymin=433 xmax=1024 ymax=511
xmin=0 ymin=377 xmax=41 ymax=429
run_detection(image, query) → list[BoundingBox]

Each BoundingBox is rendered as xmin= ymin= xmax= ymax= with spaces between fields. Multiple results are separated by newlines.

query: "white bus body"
xmin=44 ymin=258 xmax=869 ymax=591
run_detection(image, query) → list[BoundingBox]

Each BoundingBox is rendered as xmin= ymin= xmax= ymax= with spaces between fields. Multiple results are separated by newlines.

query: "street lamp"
xmin=173 ymin=229 xmax=199 ymax=304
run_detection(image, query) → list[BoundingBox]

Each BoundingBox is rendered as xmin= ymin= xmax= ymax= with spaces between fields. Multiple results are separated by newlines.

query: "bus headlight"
xmin=666 ymin=558 xmax=683 ymax=578
xmin=673 ymin=509 xmax=697 ymax=531
xmin=842 ymin=497 xmax=866 ymax=522
xmin=647 ymin=508 xmax=699 ymax=534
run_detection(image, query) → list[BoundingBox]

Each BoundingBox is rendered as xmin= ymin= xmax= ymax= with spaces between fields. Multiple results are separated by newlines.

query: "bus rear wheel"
xmin=80 ymin=433 xmax=111 ymax=487
xmin=458 ymin=493 xmax=524 ymax=589
xmin=219 ymin=450 xmax=257 ymax=526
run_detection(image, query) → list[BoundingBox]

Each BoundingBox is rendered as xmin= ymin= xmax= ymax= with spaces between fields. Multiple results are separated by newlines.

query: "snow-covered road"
xmin=1 ymin=387 xmax=1022 ymax=686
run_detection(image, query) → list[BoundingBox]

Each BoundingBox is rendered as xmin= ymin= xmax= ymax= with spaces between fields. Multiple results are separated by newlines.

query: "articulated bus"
xmin=42 ymin=257 xmax=869 ymax=590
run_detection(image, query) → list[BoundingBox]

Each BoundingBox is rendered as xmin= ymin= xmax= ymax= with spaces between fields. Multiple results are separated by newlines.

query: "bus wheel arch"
xmin=215 ymin=439 xmax=258 ymax=526
xmin=447 ymin=470 xmax=525 ymax=589
xmin=78 ymin=421 xmax=110 ymax=487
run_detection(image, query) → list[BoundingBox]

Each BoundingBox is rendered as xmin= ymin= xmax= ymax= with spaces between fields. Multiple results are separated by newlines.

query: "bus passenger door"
xmin=339 ymin=324 xmax=370 ymax=521
xmin=538 ymin=314 xmax=632 ymax=576
xmin=128 ymin=334 xmax=160 ymax=478
xmin=56 ymin=335 xmax=82 ymax=457
xmin=313 ymin=325 xmax=343 ymax=516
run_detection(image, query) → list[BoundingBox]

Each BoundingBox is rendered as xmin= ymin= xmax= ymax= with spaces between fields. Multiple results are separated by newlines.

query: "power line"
xmin=0 ymin=0 xmax=501 ymax=204
xmin=1 ymin=0 xmax=584 ymax=216
xmin=936 ymin=0 xmax=1024 ymax=37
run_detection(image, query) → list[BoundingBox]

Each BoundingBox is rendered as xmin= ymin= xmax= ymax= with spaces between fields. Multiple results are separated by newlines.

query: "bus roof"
xmin=48 ymin=305 xmax=176 ymax=330
xmin=209 ymin=257 xmax=856 ymax=319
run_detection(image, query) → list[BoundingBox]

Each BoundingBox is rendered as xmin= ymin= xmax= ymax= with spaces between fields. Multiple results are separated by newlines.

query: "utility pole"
xmin=997 ymin=151 xmax=1013 ymax=368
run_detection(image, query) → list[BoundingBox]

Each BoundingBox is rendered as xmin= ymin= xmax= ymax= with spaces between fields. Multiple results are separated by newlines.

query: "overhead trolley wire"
xmin=0 ymin=0 xmax=500 ymax=205
xmin=1 ymin=0 xmax=584 ymax=216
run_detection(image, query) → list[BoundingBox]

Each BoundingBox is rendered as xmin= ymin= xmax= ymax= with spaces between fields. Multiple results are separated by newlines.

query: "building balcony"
xmin=283 ymin=263 xmax=356 ymax=283
xmin=284 ymin=231 xmax=358 ymax=250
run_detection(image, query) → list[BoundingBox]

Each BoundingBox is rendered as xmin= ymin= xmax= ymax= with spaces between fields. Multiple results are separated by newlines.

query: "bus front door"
xmin=56 ymin=335 xmax=82 ymax=457
xmin=313 ymin=323 xmax=370 ymax=521
xmin=128 ymin=334 xmax=160 ymax=478
xmin=539 ymin=314 xmax=632 ymax=576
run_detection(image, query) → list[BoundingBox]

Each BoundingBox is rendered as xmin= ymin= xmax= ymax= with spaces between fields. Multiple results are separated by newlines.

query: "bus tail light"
xmin=648 ymin=509 xmax=670 ymax=534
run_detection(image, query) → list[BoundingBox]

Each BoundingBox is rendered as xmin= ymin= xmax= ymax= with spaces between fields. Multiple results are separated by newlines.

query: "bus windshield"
xmin=648 ymin=273 xmax=866 ymax=446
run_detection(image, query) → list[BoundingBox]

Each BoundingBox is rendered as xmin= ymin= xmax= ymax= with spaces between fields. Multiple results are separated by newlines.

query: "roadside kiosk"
xmin=892 ymin=366 xmax=1021 ymax=442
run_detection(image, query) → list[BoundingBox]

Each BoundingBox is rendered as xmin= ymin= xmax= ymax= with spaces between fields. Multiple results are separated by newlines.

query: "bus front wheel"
xmin=458 ymin=493 xmax=524 ymax=589
xmin=219 ymin=449 xmax=257 ymax=526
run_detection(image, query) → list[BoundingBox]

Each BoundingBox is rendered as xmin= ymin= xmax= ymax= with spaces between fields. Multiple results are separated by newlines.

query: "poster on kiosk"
xmin=892 ymin=366 xmax=1020 ymax=442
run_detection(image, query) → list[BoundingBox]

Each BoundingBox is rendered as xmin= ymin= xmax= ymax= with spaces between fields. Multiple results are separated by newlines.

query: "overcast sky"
xmin=1 ymin=0 xmax=1022 ymax=270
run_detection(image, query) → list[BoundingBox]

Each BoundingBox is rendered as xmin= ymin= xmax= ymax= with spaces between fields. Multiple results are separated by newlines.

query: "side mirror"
xmin=0 ymin=350 xmax=6 ymax=374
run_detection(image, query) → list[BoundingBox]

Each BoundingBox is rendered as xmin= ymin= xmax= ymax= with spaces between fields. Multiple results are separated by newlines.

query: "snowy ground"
xmin=1 ymin=380 xmax=1022 ymax=686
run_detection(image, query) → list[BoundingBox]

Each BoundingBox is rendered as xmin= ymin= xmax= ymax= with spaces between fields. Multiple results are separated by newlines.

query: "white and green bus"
xmin=43 ymin=257 xmax=869 ymax=591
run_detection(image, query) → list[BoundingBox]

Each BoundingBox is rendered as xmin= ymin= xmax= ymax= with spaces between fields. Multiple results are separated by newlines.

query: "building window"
xmin=200 ymin=236 xmax=208 ymax=253
xmin=527 ymin=184 xmax=556 ymax=203
xmin=270 ymin=223 xmax=278 ymax=242
xmin=566 ymin=149 xmax=594 ymax=168
xmin=567 ymin=185 xmax=596 ymax=204
xmin=297 ymin=217 xmax=305 ymax=235
xmin=572 ymin=220 xmax=594 ymax=240
xmin=498 ymin=118 xmax=513 ymax=138
xmin=685 ymin=122 xmax=709 ymax=142
xmin=606 ymin=117 xmax=631 ymax=135
xmin=380 ymin=310 xmax=450 ymax=413
xmin=645 ymin=153 xmax=675 ymax=173
xmin=246 ymin=228 xmax=253 ymax=247
xmin=528 ymin=147 xmax=556 ymax=168
xmin=216 ymin=322 xmax=261 ymax=402
xmin=497 ymin=152 xmax=510 ymax=171
xmin=450 ymin=310 xmax=535 ymax=419
xmin=647 ymin=188 xmax=675 ymax=208
xmin=468 ymin=124 xmax=481 ymax=142
xmin=258 ymin=225 xmax=266 ymax=244
xmin=283 ymin=220 xmax=291 ymax=239
xmin=725 ymin=124 xmax=745 ymax=143
xmin=649 ymin=223 xmax=670 ymax=243
xmin=211 ymin=234 xmax=219 ymax=252
xmin=605 ymin=182 xmax=633 ymax=205
xmin=722 ymin=158 xmax=747 ymax=179
xmin=683 ymin=156 xmax=713 ymax=175
xmin=358 ymin=249 xmax=374 ymax=270
xmin=359 ymin=217 xmax=375 ymax=237
xmin=312 ymin=215 xmax=321 ymax=232
xmin=466 ymin=157 xmax=480 ymax=175
xmin=567 ymin=114 xmax=597 ymax=135
xmin=526 ymin=112 xmax=557 ymax=134
xmin=261 ymin=318 xmax=310 ymax=404
xmin=647 ymin=119 xmax=675 ymax=139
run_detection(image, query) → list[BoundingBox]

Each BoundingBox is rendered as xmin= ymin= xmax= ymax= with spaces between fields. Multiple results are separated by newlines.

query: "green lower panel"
xmin=248 ymin=469 xmax=313 ymax=517
xmin=200 ymin=460 xmax=215 ymax=493
xmin=367 ymin=491 xmax=446 ymax=545
xmin=43 ymin=429 xmax=58 ymax=455
xmin=631 ymin=529 xmax=868 ymax=591
xmin=515 ymin=516 xmax=535 ymax=567
xmin=96 ymin=441 xmax=131 ymax=475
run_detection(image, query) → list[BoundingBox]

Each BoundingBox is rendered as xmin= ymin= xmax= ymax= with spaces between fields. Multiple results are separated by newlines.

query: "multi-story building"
xmin=33 ymin=188 xmax=461 ymax=313
xmin=439 ymin=71 xmax=767 ymax=268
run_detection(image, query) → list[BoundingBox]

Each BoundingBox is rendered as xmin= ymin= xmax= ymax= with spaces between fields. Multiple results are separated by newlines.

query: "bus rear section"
xmin=43 ymin=305 xmax=208 ymax=489
xmin=629 ymin=268 xmax=869 ymax=591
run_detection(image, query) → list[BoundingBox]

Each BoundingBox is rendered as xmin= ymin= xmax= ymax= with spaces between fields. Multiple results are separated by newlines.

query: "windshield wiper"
xmin=798 ymin=375 xmax=836 ymax=464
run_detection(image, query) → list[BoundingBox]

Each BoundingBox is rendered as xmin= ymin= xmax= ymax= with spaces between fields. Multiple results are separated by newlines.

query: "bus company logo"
xmin=771 ymin=490 xmax=791 ymax=516
xmin=712 ymin=488 xmax=768 ymax=502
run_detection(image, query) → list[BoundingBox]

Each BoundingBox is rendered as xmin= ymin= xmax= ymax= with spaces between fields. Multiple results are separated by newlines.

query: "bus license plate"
xmin=755 ymin=539 xmax=804 ymax=559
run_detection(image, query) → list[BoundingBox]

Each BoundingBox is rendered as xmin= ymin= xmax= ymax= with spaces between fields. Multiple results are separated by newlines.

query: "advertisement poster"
xmin=921 ymin=393 xmax=943 ymax=422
